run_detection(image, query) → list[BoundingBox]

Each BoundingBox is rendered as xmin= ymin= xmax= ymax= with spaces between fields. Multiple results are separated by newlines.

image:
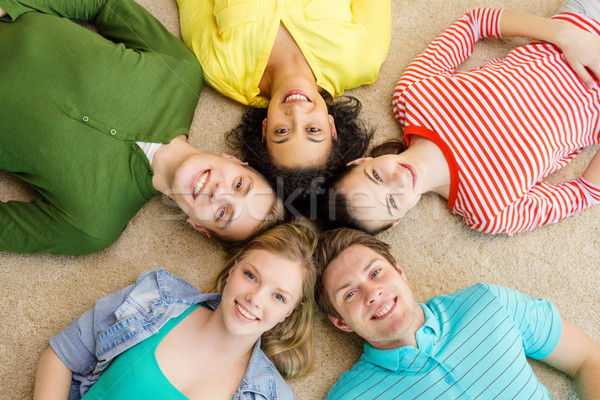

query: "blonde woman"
xmin=33 ymin=223 xmax=316 ymax=399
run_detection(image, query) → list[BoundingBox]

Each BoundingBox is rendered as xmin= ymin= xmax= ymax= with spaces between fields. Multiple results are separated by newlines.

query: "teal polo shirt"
xmin=327 ymin=283 xmax=562 ymax=399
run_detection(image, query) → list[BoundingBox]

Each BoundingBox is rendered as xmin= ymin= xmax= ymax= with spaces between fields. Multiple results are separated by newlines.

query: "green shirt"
xmin=0 ymin=0 xmax=203 ymax=255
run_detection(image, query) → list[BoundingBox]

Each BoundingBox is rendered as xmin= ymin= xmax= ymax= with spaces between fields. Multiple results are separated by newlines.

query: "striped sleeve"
xmin=393 ymin=8 xmax=504 ymax=122
xmin=468 ymin=177 xmax=600 ymax=235
xmin=486 ymin=284 xmax=562 ymax=359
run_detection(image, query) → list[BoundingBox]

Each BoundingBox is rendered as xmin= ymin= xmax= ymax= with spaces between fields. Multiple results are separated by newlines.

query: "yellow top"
xmin=177 ymin=0 xmax=391 ymax=107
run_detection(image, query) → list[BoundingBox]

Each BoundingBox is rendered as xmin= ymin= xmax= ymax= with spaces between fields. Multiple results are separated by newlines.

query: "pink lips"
xmin=399 ymin=164 xmax=417 ymax=189
xmin=235 ymin=300 xmax=259 ymax=322
xmin=282 ymin=90 xmax=311 ymax=104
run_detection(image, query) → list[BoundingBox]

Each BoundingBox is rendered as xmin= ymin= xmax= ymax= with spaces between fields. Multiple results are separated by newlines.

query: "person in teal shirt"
xmin=0 ymin=0 xmax=280 ymax=256
xmin=314 ymin=228 xmax=600 ymax=399
xmin=34 ymin=223 xmax=316 ymax=399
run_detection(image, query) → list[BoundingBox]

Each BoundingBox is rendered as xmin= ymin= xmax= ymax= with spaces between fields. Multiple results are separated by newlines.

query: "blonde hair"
xmin=213 ymin=222 xmax=317 ymax=378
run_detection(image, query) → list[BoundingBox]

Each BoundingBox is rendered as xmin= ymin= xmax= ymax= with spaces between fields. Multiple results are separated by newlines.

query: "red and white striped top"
xmin=393 ymin=8 xmax=600 ymax=235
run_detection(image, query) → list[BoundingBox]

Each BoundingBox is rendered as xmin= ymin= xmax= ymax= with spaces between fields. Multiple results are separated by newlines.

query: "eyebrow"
xmin=333 ymin=258 xmax=379 ymax=298
xmin=270 ymin=137 xmax=327 ymax=144
xmin=362 ymin=169 xmax=393 ymax=215
xmin=248 ymin=263 xmax=294 ymax=298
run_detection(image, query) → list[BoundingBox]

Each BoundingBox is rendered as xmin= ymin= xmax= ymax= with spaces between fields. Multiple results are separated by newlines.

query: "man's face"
xmin=323 ymin=245 xmax=422 ymax=350
xmin=169 ymin=153 xmax=275 ymax=241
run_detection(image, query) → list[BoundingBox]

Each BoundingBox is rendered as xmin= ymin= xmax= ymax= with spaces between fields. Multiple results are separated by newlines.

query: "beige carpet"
xmin=1 ymin=0 xmax=598 ymax=398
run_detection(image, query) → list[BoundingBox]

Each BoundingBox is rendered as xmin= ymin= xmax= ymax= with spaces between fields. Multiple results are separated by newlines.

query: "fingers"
xmin=572 ymin=63 xmax=596 ymax=89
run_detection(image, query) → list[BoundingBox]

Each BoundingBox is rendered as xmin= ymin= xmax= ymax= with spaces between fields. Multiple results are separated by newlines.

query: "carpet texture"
xmin=1 ymin=0 xmax=598 ymax=399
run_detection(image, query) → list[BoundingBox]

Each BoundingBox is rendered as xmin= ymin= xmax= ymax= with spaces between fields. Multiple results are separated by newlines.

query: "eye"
xmin=234 ymin=178 xmax=242 ymax=191
xmin=373 ymin=171 xmax=382 ymax=182
xmin=344 ymin=291 xmax=356 ymax=301
xmin=274 ymin=293 xmax=286 ymax=303
xmin=371 ymin=268 xmax=381 ymax=279
xmin=275 ymin=128 xmax=289 ymax=134
xmin=216 ymin=206 xmax=226 ymax=221
xmin=244 ymin=272 xmax=256 ymax=281
xmin=307 ymin=127 xmax=321 ymax=134
xmin=389 ymin=195 xmax=396 ymax=209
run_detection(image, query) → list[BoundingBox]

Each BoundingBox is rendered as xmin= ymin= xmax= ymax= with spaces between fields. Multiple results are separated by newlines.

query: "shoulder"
xmin=239 ymin=342 xmax=295 ymax=399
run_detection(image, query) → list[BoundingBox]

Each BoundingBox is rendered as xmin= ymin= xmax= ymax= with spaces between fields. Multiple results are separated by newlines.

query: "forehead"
xmin=325 ymin=245 xmax=386 ymax=285
xmin=242 ymin=249 xmax=304 ymax=296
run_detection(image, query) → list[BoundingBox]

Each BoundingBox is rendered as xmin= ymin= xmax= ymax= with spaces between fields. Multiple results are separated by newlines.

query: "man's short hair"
xmin=313 ymin=228 xmax=398 ymax=319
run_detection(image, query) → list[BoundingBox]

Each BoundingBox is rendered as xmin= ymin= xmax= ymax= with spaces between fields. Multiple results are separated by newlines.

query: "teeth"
xmin=237 ymin=302 xmax=257 ymax=320
xmin=193 ymin=171 xmax=209 ymax=197
xmin=284 ymin=94 xmax=308 ymax=102
xmin=373 ymin=299 xmax=395 ymax=319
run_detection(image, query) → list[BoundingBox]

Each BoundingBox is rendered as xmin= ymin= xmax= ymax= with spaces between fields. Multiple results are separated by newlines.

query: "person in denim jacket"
xmin=33 ymin=223 xmax=317 ymax=399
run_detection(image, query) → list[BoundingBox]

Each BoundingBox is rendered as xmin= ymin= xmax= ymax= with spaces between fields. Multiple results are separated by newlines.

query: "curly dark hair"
xmin=226 ymin=96 xmax=374 ymax=219
xmin=319 ymin=138 xmax=408 ymax=234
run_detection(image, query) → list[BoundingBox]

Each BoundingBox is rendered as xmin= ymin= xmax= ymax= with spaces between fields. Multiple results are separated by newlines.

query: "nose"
xmin=365 ymin=283 xmax=384 ymax=305
xmin=245 ymin=289 xmax=263 ymax=309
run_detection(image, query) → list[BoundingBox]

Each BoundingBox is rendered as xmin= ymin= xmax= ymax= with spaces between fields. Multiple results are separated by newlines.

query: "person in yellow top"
xmin=177 ymin=0 xmax=391 ymax=216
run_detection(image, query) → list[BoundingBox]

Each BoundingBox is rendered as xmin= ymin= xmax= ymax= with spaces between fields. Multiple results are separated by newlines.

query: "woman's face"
xmin=337 ymin=155 xmax=422 ymax=232
xmin=221 ymin=249 xmax=304 ymax=338
xmin=262 ymin=77 xmax=337 ymax=169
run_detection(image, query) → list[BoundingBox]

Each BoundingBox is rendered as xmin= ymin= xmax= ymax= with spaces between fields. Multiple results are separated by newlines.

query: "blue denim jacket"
xmin=49 ymin=269 xmax=295 ymax=400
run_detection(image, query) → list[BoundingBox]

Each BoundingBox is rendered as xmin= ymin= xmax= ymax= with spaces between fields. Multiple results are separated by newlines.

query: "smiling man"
xmin=0 ymin=0 xmax=281 ymax=256
xmin=314 ymin=228 xmax=600 ymax=399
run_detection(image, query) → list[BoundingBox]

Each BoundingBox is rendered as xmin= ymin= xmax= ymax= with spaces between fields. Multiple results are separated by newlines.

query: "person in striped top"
xmin=328 ymin=1 xmax=600 ymax=235
xmin=313 ymin=227 xmax=600 ymax=399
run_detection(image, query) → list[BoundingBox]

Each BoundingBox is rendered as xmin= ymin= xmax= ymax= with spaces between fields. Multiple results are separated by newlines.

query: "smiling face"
xmin=337 ymin=155 xmax=422 ymax=233
xmin=221 ymin=249 xmax=304 ymax=338
xmin=263 ymin=78 xmax=337 ymax=169
xmin=170 ymin=153 xmax=275 ymax=241
xmin=323 ymin=244 xmax=423 ymax=350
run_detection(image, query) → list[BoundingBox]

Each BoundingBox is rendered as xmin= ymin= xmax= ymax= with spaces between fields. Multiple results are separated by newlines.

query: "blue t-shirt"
xmin=327 ymin=283 xmax=562 ymax=399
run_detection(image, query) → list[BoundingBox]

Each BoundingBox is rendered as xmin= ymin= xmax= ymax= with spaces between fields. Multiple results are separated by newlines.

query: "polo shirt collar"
xmin=362 ymin=303 xmax=442 ymax=372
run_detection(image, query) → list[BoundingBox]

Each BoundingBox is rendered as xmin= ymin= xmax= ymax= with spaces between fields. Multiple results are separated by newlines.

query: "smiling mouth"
xmin=236 ymin=301 xmax=259 ymax=321
xmin=283 ymin=90 xmax=311 ymax=104
xmin=372 ymin=297 xmax=397 ymax=320
xmin=192 ymin=170 xmax=210 ymax=199
xmin=399 ymin=164 xmax=417 ymax=189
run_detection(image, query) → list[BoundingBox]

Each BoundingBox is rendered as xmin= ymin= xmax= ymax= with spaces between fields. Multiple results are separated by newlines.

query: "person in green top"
xmin=0 ymin=0 xmax=281 ymax=256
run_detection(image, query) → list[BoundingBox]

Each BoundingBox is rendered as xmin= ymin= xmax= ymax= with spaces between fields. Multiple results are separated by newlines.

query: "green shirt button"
xmin=82 ymin=116 xmax=89 ymax=122
xmin=110 ymin=129 xmax=117 ymax=135
xmin=131 ymin=144 xmax=138 ymax=150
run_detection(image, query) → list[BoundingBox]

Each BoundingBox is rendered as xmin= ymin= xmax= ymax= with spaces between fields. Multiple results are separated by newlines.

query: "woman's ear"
xmin=262 ymin=118 xmax=268 ymax=142
xmin=347 ymin=157 xmax=372 ymax=167
xmin=328 ymin=114 xmax=338 ymax=140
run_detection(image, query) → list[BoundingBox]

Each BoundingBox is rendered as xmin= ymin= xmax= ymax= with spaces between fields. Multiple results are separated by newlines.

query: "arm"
xmin=542 ymin=319 xmax=600 ymax=399
xmin=583 ymin=148 xmax=600 ymax=185
xmin=471 ymin=178 xmax=600 ymax=235
xmin=499 ymin=9 xmax=600 ymax=88
xmin=33 ymin=347 xmax=72 ymax=400
xmin=393 ymin=8 xmax=504 ymax=123
xmin=0 ymin=6 xmax=6 ymax=16
xmin=0 ymin=0 xmax=193 ymax=57
xmin=0 ymin=200 xmax=113 ymax=255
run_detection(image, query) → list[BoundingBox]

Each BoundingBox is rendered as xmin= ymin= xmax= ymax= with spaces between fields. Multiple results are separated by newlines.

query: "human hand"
xmin=555 ymin=22 xmax=600 ymax=89
xmin=0 ymin=7 xmax=7 ymax=18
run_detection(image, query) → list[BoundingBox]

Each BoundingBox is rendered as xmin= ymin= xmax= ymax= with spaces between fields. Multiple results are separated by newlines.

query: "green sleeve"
xmin=0 ymin=199 xmax=114 ymax=256
xmin=0 ymin=0 xmax=193 ymax=57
